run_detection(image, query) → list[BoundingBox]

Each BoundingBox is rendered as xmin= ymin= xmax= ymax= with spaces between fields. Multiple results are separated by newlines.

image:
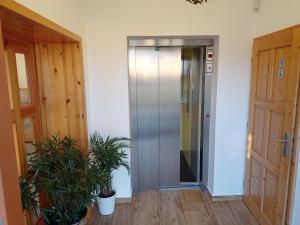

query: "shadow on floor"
xmin=180 ymin=151 xmax=196 ymax=182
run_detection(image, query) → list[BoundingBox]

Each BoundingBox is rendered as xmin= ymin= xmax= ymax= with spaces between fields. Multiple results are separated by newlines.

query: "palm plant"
xmin=19 ymin=135 xmax=105 ymax=225
xmin=89 ymin=133 xmax=130 ymax=198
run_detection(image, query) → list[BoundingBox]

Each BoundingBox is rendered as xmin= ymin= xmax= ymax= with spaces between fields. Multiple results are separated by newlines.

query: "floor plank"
xmin=112 ymin=203 xmax=133 ymax=225
xmin=88 ymin=190 xmax=259 ymax=225
xmin=133 ymin=211 xmax=159 ymax=225
xmin=160 ymin=202 xmax=187 ymax=225
xmin=201 ymin=191 xmax=256 ymax=225
xmin=184 ymin=211 xmax=214 ymax=225
xmin=89 ymin=213 xmax=113 ymax=225
xmin=180 ymin=190 xmax=207 ymax=211
xmin=229 ymin=201 xmax=258 ymax=225
xmin=99 ymin=215 xmax=114 ymax=225
xmin=159 ymin=190 xmax=181 ymax=205
xmin=133 ymin=191 xmax=159 ymax=212
xmin=159 ymin=190 xmax=186 ymax=225
xmin=202 ymin=192 xmax=233 ymax=225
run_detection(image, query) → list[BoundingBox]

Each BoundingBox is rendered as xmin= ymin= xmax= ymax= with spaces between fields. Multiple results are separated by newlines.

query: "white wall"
xmin=15 ymin=0 xmax=257 ymax=198
xmin=256 ymin=0 xmax=300 ymax=36
xmin=84 ymin=0 xmax=256 ymax=197
xmin=15 ymin=0 xmax=85 ymax=37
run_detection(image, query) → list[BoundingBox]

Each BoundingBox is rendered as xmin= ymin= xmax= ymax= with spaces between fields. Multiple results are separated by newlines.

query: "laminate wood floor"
xmin=87 ymin=190 xmax=258 ymax=225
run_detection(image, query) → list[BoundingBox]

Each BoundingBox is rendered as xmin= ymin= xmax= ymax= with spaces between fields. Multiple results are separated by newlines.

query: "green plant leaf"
xmin=19 ymin=134 xmax=105 ymax=224
xmin=89 ymin=132 xmax=130 ymax=197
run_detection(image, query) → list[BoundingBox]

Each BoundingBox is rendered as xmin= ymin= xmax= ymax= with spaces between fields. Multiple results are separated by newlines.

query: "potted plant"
xmin=89 ymin=132 xmax=130 ymax=215
xmin=19 ymin=135 xmax=104 ymax=225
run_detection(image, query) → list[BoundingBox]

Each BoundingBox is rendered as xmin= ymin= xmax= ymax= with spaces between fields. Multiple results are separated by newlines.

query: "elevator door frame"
xmin=128 ymin=36 xmax=217 ymax=192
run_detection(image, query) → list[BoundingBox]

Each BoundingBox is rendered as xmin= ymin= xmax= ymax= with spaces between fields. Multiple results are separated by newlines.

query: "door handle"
xmin=272 ymin=132 xmax=289 ymax=157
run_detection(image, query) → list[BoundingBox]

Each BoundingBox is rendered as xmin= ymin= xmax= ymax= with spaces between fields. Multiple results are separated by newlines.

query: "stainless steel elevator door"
xmin=135 ymin=47 xmax=160 ymax=191
xmin=159 ymin=47 xmax=181 ymax=187
xmin=134 ymin=47 xmax=181 ymax=191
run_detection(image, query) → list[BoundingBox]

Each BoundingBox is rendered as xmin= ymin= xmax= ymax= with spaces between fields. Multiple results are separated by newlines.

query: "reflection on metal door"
xmin=159 ymin=47 xmax=181 ymax=188
xmin=131 ymin=47 xmax=182 ymax=191
xmin=135 ymin=47 xmax=160 ymax=191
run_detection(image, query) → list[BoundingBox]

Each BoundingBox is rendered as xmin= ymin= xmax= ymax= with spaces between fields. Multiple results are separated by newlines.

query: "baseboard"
xmin=115 ymin=192 xmax=242 ymax=203
xmin=207 ymin=190 xmax=243 ymax=202
xmin=211 ymin=195 xmax=243 ymax=202
xmin=116 ymin=197 xmax=132 ymax=204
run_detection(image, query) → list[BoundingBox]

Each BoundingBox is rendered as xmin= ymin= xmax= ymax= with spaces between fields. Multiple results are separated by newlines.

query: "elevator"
xmin=128 ymin=38 xmax=214 ymax=192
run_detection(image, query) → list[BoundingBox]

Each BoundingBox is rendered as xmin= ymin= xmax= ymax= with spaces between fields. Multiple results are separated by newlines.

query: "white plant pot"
xmin=97 ymin=193 xmax=116 ymax=216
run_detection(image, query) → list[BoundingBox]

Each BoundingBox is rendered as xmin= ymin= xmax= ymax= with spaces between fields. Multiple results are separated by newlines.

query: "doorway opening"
xmin=128 ymin=37 xmax=217 ymax=192
xmin=180 ymin=47 xmax=203 ymax=184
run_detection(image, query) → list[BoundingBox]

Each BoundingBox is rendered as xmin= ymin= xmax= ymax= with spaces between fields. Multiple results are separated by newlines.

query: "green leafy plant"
xmin=19 ymin=135 xmax=105 ymax=225
xmin=89 ymin=133 xmax=130 ymax=198
xmin=19 ymin=176 xmax=38 ymax=215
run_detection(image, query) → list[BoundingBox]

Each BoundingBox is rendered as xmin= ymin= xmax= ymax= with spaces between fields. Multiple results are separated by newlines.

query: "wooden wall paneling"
xmin=35 ymin=42 xmax=88 ymax=152
xmin=34 ymin=43 xmax=48 ymax=137
xmin=37 ymin=43 xmax=53 ymax=136
xmin=52 ymin=43 xmax=69 ymax=136
xmin=71 ymin=43 xmax=88 ymax=151
xmin=0 ymin=18 xmax=25 ymax=225
xmin=63 ymin=43 xmax=80 ymax=142
xmin=36 ymin=43 xmax=69 ymax=137
xmin=27 ymin=43 xmax=42 ymax=142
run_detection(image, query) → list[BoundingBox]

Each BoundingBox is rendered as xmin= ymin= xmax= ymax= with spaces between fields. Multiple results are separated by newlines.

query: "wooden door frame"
xmin=5 ymin=41 xmax=42 ymax=173
xmin=285 ymin=26 xmax=300 ymax=225
xmin=5 ymin=41 xmax=44 ymax=225
xmin=244 ymin=25 xmax=300 ymax=225
xmin=0 ymin=18 xmax=25 ymax=225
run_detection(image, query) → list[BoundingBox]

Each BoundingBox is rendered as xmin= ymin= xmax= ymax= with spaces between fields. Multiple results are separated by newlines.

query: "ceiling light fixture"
xmin=187 ymin=0 xmax=209 ymax=5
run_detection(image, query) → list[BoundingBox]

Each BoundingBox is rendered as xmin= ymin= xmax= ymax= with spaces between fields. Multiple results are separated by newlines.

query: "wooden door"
xmin=244 ymin=28 xmax=300 ymax=225
xmin=4 ymin=41 xmax=43 ymax=225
